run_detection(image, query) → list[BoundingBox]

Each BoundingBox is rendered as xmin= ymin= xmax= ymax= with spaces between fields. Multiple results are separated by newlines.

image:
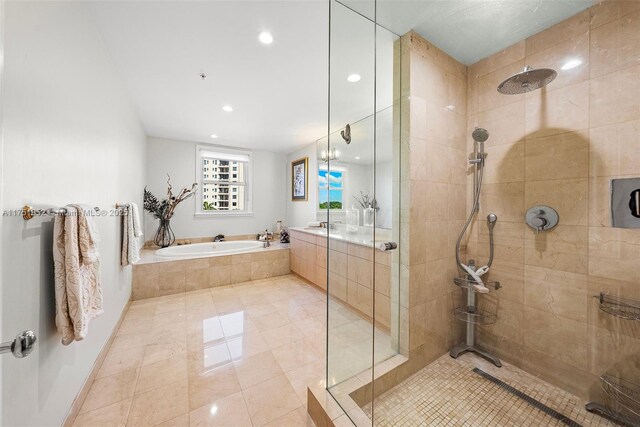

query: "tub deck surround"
xmin=132 ymin=243 xmax=290 ymax=300
xmin=288 ymin=228 xmax=393 ymax=331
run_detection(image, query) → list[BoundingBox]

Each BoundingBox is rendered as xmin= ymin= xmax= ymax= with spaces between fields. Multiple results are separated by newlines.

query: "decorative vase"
xmin=363 ymin=206 xmax=374 ymax=227
xmin=346 ymin=206 xmax=359 ymax=233
xmin=154 ymin=218 xmax=175 ymax=248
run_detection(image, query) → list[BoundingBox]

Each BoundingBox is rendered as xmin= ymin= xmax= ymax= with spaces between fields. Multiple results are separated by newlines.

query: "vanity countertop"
xmin=289 ymin=226 xmax=393 ymax=250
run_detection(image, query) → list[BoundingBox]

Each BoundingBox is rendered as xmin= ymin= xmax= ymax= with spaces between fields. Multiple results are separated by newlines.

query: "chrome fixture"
xmin=455 ymin=128 xmax=495 ymax=273
xmin=1 ymin=330 xmax=37 ymax=358
xmin=451 ymin=127 xmax=501 ymax=368
xmin=497 ymin=66 xmax=557 ymax=95
xmin=321 ymin=147 xmax=339 ymax=162
xmin=611 ymin=178 xmax=640 ymax=228
xmin=341 ymin=124 xmax=351 ymax=144
xmin=525 ymin=205 xmax=559 ymax=234
xmin=377 ymin=242 xmax=398 ymax=251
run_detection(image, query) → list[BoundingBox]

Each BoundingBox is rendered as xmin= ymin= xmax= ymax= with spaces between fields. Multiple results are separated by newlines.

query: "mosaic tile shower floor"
xmin=362 ymin=353 xmax=614 ymax=427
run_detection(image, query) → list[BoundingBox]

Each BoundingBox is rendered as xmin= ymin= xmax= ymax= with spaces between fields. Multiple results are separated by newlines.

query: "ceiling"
xmin=344 ymin=0 xmax=596 ymax=65
xmin=88 ymin=1 xmax=329 ymax=153
xmin=87 ymin=0 xmax=596 ymax=154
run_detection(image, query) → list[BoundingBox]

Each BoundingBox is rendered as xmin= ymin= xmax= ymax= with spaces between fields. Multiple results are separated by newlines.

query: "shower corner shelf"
xmin=598 ymin=293 xmax=640 ymax=321
xmin=454 ymin=307 xmax=497 ymax=325
xmin=453 ymin=276 xmax=501 ymax=292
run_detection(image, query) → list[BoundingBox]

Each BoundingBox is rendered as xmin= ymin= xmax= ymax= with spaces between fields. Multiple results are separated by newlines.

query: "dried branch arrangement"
xmin=144 ymin=175 xmax=197 ymax=220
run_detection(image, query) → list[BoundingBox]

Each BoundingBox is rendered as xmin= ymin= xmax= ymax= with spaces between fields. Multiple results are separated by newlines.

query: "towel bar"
xmin=21 ymin=205 xmax=100 ymax=221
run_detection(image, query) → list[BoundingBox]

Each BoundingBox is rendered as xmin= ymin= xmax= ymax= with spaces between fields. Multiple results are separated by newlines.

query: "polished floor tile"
xmin=73 ymin=274 xmax=397 ymax=426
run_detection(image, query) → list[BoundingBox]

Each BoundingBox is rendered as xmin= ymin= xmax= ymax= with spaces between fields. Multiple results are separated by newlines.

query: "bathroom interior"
xmin=1 ymin=0 xmax=640 ymax=426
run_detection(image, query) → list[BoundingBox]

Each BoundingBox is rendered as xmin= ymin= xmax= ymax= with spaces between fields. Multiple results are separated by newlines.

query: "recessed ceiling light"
xmin=355 ymin=156 xmax=360 ymax=160
xmin=258 ymin=32 xmax=273 ymax=45
xmin=210 ymin=134 xmax=218 ymax=139
xmin=347 ymin=74 xmax=361 ymax=83
xmin=561 ymin=59 xmax=582 ymax=70
xmin=222 ymin=105 xmax=233 ymax=112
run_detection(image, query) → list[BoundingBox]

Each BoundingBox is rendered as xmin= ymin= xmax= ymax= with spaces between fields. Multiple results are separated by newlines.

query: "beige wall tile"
xmin=523 ymin=306 xmax=588 ymax=370
xmin=479 ymin=60 xmax=525 ymax=112
xmin=158 ymin=271 xmax=186 ymax=297
xmin=524 ymin=81 xmax=590 ymax=139
xmin=590 ymin=9 xmax=640 ymax=78
xmin=526 ymin=33 xmax=590 ymax=92
xmin=478 ymin=101 xmax=525 ymax=147
xmin=590 ymin=64 xmax=640 ymax=128
xmin=588 ymin=226 xmax=640 ymax=283
xmin=467 ymin=63 xmax=480 ymax=115
xmin=590 ymin=0 xmax=640 ymax=29
xmin=482 ymin=141 xmax=525 ymax=184
xmin=525 ymin=10 xmax=589 ymax=56
xmin=590 ymin=119 xmax=640 ymax=177
xmin=209 ymin=265 xmax=231 ymax=287
xmin=231 ymin=263 xmax=252 ymax=284
xmin=477 ymin=41 xmax=525 ymax=76
xmin=524 ymin=225 xmax=588 ymax=274
xmin=524 ymin=131 xmax=589 ymax=181
xmin=525 ymin=178 xmax=589 ymax=226
xmin=478 ymin=182 xmax=525 ymax=222
xmin=524 ymin=265 xmax=588 ymax=323
xmin=185 ymin=268 xmax=209 ymax=292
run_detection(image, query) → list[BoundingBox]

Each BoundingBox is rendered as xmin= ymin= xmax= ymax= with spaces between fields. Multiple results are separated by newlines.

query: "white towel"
xmin=121 ymin=202 xmax=143 ymax=266
xmin=53 ymin=205 xmax=103 ymax=345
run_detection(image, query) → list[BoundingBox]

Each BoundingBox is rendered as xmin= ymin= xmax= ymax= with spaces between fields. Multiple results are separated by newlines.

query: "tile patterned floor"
xmin=362 ymin=353 xmax=615 ymax=427
xmin=73 ymin=274 xmax=331 ymax=427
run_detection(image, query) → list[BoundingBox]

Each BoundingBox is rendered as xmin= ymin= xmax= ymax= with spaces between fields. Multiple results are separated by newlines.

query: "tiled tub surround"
xmin=132 ymin=243 xmax=290 ymax=300
xmin=464 ymin=0 xmax=640 ymax=401
xmin=288 ymin=228 xmax=393 ymax=331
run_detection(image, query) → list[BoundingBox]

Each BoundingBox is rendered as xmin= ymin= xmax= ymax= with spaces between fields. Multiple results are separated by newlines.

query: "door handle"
xmin=1 ymin=330 xmax=37 ymax=358
xmin=378 ymin=242 xmax=398 ymax=251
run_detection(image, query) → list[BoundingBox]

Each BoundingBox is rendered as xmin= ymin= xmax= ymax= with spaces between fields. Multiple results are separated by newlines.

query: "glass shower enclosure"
xmin=322 ymin=1 xmax=403 ymax=424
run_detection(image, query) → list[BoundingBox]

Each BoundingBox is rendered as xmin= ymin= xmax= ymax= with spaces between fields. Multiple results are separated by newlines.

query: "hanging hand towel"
xmin=53 ymin=205 xmax=103 ymax=345
xmin=121 ymin=202 xmax=143 ymax=266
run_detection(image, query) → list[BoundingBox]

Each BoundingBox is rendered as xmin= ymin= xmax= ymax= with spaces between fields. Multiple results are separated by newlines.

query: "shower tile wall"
xmin=399 ymin=31 xmax=468 ymax=370
xmin=466 ymin=0 xmax=640 ymax=398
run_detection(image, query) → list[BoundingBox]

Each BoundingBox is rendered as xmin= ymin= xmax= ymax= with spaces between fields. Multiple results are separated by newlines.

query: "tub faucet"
xmin=260 ymin=229 xmax=272 ymax=248
xmin=214 ymin=234 xmax=225 ymax=242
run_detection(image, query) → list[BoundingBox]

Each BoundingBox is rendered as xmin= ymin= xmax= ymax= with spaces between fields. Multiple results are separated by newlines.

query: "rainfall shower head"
xmin=497 ymin=66 xmax=557 ymax=95
xmin=472 ymin=127 xmax=489 ymax=143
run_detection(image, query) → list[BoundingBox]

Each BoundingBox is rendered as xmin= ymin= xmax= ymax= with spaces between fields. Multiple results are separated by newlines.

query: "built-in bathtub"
xmin=132 ymin=240 xmax=290 ymax=300
xmin=155 ymin=240 xmax=265 ymax=259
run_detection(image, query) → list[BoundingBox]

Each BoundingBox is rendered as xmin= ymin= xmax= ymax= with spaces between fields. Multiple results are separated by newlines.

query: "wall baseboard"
xmin=62 ymin=300 xmax=131 ymax=427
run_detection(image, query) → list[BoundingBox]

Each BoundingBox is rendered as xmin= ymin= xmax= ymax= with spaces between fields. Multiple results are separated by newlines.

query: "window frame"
xmin=317 ymin=165 xmax=347 ymax=213
xmin=195 ymin=145 xmax=253 ymax=217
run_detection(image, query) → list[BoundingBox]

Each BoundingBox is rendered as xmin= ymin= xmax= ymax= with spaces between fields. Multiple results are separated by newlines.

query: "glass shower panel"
xmin=326 ymin=0 xmax=376 ymax=423
xmin=326 ymin=1 xmax=402 ymax=425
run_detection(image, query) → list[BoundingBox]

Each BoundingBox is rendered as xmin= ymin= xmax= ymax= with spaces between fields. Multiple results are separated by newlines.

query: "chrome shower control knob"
xmin=525 ymin=205 xmax=559 ymax=233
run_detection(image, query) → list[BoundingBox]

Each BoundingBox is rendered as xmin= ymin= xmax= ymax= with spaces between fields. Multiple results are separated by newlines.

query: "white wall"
xmin=1 ymin=2 xmax=146 ymax=425
xmin=285 ymin=143 xmax=318 ymax=227
xmin=146 ymin=137 xmax=286 ymax=238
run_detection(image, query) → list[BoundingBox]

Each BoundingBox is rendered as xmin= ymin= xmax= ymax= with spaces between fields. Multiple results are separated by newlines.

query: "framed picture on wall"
xmin=291 ymin=157 xmax=308 ymax=201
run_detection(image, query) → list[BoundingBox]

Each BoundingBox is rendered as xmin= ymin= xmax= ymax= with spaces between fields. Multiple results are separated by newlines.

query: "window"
xmin=197 ymin=147 xmax=252 ymax=214
xmin=318 ymin=168 xmax=345 ymax=210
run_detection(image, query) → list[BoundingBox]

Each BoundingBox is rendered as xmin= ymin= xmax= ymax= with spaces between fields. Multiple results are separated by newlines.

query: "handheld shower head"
xmin=472 ymin=127 xmax=489 ymax=143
